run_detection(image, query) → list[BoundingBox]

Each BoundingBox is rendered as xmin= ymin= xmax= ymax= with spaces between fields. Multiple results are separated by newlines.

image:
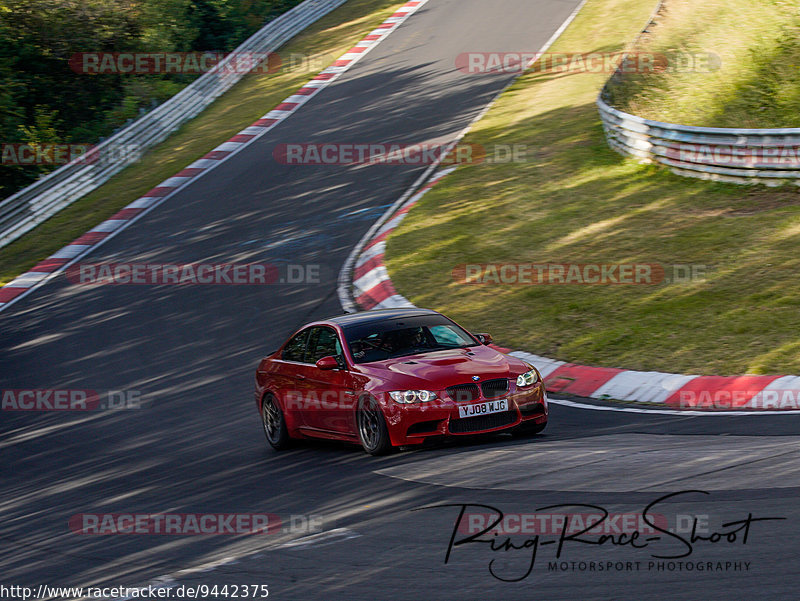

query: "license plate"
xmin=458 ymin=399 xmax=508 ymax=418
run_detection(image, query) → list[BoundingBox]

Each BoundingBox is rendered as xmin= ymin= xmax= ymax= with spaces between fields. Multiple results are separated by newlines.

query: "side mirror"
xmin=474 ymin=333 xmax=493 ymax=345
xmin=316 ymin=356 xmax=340 ymax=370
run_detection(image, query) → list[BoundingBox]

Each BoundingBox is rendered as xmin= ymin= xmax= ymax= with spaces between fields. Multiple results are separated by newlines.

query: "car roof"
xmin=322 ymin=307 xmax=440 ymax=327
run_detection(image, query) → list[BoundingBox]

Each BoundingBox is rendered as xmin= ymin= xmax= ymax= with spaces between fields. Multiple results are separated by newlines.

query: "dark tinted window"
xmin=307 ymin=327 xmax=343 ymax=364
xmin=344 ymin=315 xmax=478 ymax=364
xmin=282 ymin=328 xmax=310 ymax=363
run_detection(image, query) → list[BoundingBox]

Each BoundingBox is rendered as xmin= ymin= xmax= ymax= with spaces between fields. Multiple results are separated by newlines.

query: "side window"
xmin=304 ymin=327 xmax=322 ymax=363
xmin=282 ymin=329 xmax=310 ymax=363
xmin=308 ymin=327 xmax=343 ymax=364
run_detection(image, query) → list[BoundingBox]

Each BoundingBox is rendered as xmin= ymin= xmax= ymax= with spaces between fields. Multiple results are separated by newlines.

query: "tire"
xmin=356 ymin=396 xmax=393 ymax=456
xmin=512 ymin=420 xmax=547 ymax=437
xmin=261 ymin=394 xmax=291 ymax=450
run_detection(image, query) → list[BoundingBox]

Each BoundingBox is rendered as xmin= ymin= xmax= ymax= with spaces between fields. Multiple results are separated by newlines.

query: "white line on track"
xmin=548 ymin=397 xmax=800 ymax=416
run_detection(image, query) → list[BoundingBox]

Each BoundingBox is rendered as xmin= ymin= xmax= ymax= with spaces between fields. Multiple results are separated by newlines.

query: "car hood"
xmin=356 ymin=345 xmax=527 ymax=390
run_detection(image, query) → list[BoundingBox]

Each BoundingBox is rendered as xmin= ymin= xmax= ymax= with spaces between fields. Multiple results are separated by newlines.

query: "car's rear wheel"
xmin=262 ymin=394 xmax=291 ymax=450
xmin=356 ymin=397 xmax=392 ymax=456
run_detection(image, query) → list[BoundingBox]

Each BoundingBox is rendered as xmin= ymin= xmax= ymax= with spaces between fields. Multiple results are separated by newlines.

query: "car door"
xmin=302 ymin=326 xmax=356 ymax=434
xmin=272 ymin=327 xmax=316 ymax=428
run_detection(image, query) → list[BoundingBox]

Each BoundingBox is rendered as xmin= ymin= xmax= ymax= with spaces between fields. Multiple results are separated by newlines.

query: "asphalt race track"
xmin=2 ymin=1 xmax=800 ymax=599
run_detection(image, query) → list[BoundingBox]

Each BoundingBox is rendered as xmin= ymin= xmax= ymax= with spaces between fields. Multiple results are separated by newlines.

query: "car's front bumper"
xmin=380 ymin=382 xmax=548 ymax=446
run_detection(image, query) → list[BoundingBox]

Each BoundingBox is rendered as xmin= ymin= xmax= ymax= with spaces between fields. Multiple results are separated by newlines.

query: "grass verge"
xmin=385 ymin=0 xmax=800 ymax=376
xmin=0 ymin=0 xmax=405 ymax=286
xmin=604 ymin=0 xmax=800 ymax=127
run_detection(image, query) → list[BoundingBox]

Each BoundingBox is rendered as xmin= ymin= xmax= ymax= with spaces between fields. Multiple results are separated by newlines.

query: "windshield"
xmin=344 ymin=314 xmax=479 ymax=364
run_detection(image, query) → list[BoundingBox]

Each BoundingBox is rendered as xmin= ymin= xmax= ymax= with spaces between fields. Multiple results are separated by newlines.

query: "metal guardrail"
xmin=597 ymin=98 xmax=800 ymax=185
xmin=596 ymin=2 xmax=800 ymax=186
xmin=0 ymin=0 xmax=347 ymax=249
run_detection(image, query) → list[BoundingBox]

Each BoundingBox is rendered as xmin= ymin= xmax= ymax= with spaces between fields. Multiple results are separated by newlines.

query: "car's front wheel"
xmin=262 ymin=394 xmax=291 ymax=450
xmin=356 ymin=396 xmax=392 ymax=456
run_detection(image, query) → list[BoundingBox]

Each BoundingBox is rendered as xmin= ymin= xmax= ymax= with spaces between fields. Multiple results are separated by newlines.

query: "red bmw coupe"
xmin=254 ymin=308 xmax=547 ymax=455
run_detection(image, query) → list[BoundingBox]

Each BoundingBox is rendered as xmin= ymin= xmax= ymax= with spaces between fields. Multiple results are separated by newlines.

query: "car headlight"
xmin=516 ymin=367 xmax=540 ymax=388
xmin=389 ymin=390 xmax=437 ymax=404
